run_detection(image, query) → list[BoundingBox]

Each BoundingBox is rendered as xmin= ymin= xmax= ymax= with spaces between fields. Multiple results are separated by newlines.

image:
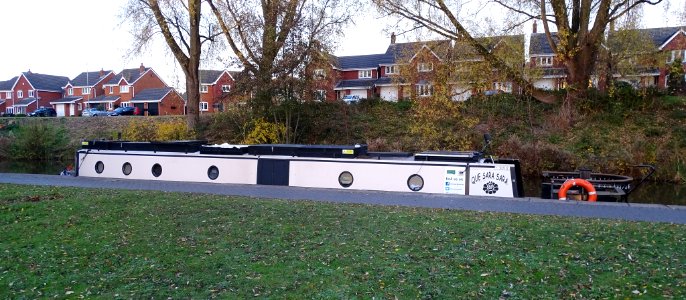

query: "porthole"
xmin=338 ymin=171 xmax=353 ymax=188
xmin=407 ymin=174 xmax=424 ymax=191
xmin=207 ymin=166 xmax=219 ymax=180
xmin=122 ymin=162 xmax=132 ymax=176
xmin=95 ymin=161 xmax=104 ymax=174
xmin=151 ymin=163 xmax=162 ymax=177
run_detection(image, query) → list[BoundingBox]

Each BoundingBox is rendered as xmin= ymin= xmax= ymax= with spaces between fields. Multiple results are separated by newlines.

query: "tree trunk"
xmin=185 ymin=68 xmax=200 ymax=130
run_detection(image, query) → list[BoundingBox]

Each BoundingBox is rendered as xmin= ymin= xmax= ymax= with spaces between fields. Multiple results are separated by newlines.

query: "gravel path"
xmin=2 ymin=173 xmax=685 ymax=224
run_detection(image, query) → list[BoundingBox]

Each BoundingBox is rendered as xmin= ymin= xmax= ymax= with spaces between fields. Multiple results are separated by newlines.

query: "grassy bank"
xmin=1 ymin=184 xmax=685 ymax=298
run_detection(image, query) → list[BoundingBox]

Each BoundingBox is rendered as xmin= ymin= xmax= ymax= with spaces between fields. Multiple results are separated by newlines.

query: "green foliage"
xmin=7 ymin=123 xmax=70 ymax=160
xmin=667 ymin=59 xmax=685 ymax=95
xmin=157 ymin=119 xmax=196 ymax=141
xmin=2 ymin=185 xmax=685 ymax=299
xmin=243 ymin=118 xmax=286 ymax=144
xmin=122 ymin=119 xmax=195 ymax=142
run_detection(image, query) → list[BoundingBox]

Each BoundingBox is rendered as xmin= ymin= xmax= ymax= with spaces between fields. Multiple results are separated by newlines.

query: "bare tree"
xmin=375 ymin=0 xmax=663 ymax=121
xmin=207 ymin=0 xmax=355 ymax=117
xmin=125 ymin=0 xmax=219 ymax=129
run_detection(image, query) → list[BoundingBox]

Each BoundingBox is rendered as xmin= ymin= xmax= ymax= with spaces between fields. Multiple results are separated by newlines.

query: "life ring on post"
xmin=558 ymin=178 xmax=597 ymax=202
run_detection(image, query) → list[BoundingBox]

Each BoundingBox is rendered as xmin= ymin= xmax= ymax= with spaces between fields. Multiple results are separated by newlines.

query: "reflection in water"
xmin=525 ymin=177 xmax=686 ymax=206
xmin=0 ymin=160 xmax=69 ymax=175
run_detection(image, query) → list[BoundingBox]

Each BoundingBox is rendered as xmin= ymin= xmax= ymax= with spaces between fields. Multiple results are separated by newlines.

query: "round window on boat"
xmin=122 ymin=162 xmax=132 ymax=176
xmin=338 ymin=171 xmax=354 ymax=188
xmin=95 ymin=161 xmax=104 ymax=174
xmin=151 ymin=163 xmax=162 ymax=177
xmin=407 ymin=174 xmax=424 ymax=191
xmin=207 ymin=166 xmax=219 ymax=180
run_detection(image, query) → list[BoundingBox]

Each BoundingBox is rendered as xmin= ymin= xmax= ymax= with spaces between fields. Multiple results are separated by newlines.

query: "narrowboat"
xmin=75 ymin=137 xmax=525 ymax=198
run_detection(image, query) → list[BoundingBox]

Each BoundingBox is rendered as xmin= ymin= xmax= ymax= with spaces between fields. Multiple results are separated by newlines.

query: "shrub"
xmin=9 ymin=123 xmax=70 ymax=160
xmin=157 ymin=119 xmax=195 ymax=141
xmin=243 ymin=118 xmax=286 ymax=144
xmin=122 ymin=119 xmax=194 ymax=142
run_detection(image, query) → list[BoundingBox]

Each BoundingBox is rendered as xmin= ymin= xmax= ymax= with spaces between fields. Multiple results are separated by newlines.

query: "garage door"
xmin=55 ymin=104 xmax=65 ymax=117
xmin=379 ymin=87 xmax=398 ymax=101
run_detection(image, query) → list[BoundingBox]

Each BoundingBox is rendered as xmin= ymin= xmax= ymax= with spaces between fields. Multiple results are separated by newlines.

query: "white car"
xmin=342 ymin=95 xmax=360 ymax=104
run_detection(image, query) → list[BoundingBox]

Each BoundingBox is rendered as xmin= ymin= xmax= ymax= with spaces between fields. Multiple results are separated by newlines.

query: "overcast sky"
xmin=0 ymin=0 xmax=683 ymax=91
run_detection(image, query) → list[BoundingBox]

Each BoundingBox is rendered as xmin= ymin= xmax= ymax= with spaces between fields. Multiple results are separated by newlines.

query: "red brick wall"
xmin=200 ymin=71 xmax=235 ymax=113
xmin=159 ymin=91 xmax=185 ymax=115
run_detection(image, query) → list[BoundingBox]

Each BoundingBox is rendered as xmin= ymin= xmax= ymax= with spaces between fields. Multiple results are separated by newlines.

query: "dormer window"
xmin=120 ymin=85 xmax=130 ymax=93
xmin=314 ymin=69 xmax=326 ymax=78
xmin=417 ymin=63 xmax=433 ymax=72
xmin=28 ymin=90 xmax=34 ymax=97
xmin=82 ymin=87 xmax=91 ymax=95
xmin=200 ymin=85 xmax=209 ymax=93
xmin=358 ymin=70 xmax=372 ymax=79
xmin=222 ymin=85 xmax=231 ymax=92
xmin=68 ymin=88 xmax=74 ymax=96
xmin=538 ymin=56 xmax=553 ymax=66
xmin=385 ymin=65 xmax=398 ymax=75
xmin=109 ymin=86 xmax=114 ymax=94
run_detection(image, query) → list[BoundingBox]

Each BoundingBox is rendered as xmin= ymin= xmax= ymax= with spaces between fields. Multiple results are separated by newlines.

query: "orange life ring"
xmin=558 ymin=178 xmax=597 ymax=202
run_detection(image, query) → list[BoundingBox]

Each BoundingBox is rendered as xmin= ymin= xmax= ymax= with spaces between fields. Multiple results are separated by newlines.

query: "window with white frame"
xmin=28 ymin=90 xmax=34 ymax=97
xmin=538 ymin=56 xmax=553 ymax=66
xmin=493 ymin=82 xmax=512 ymax=93
xmin=120 ymin=85 xmax=130 ymax=93
xmin=121 ymin=102 xmax=132 ymax=107
xmin=68 ymin=88 xmax=74 ymax=96
xmin=109 ymin=86 xmax=114 ymax=94
xmin=416 ymin=84 xmax=433 ymax=97
xmin=107 ymin=102 xmax=113 ymax=110
xmin=5 ymin=92 xmax=11 ymax=99
xmin=314 ymin=90 xmax=326 ymax=101
xmin=82 ymin=87 xmax=91 ymax=95
xmin=200 ymin=85 xmax=209 ymax=93
xmin=77 ymin=103 xmax=82 ymax=111
xmin=200 ymin=102 xmax=209 ymax=111
xmin=385 ymin=65 xmax=398 ymax=75
xmin=222 ymin=85 xmax=230 ymax=92
xmin=417 ymin=63 xmax=433 ymax=72
xmin=314 ymin=69 xmax=325 ymax=78
xmin=358 ymin=70 xmax=372 ymax=78
xmin=17 ymin=90 xmax=23 ymax=98
xmin=667 ymin=50 xmax=686 ymax=63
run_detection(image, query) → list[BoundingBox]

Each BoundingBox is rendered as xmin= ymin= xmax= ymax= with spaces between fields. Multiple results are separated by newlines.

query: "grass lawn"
xmin=1 ymin=184 xmax=685 ymax=299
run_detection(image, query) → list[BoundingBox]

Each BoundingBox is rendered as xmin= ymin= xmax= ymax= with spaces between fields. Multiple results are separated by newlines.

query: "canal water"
xmin=1 ymin=160 xmax=685 ymax=205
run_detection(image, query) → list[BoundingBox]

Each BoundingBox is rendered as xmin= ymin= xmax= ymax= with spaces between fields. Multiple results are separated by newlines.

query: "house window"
xmin=417 ymin=63 xmax=433 ymax=72
xmin=68 ymin=88 xmax=74 ymax=95
xmin=200 ymin=85 xmax=209 ymax=93
xmin=494 ymin=82 xmax=512 ymax=93
xmin=667 ymin=50 xmax=686 ymax=63
xmin=77 ymin=103 xmax=82 ymax=111
xmin=358 ymin=70 xmax=372 ymax=78
xmin=120 ymin=85 xmax=130 ymax=93
xmin=199 ymin=102 xmax=209 ymax=111
xmin=314 ymin=69 xmax=326 ymax=78
xmin=538 ymin=56 xmax=553 ymax=66
xmin=28 ymin=90 xmax=34 ymax=97
xmin=385 ymin=65 xmax=398 ymax=75
xmin=416 ymin=84 xmax=433 ymax=97
xmin=315 ymin=90 xmax=326 ymax=101
xmin=121 ymin=102 xmax=131 ymax=107
xmin=83 ymin=87 xmax=91 ymax=95
xmin=107 ymin=102 xmax=113 ymax=110
xmin=109 ymin=86 xmax=114 ymax=94
xmin=5 ymin=92 xmax=11 ymax=99
xmin=221 ymin=85 xmax=230 ymax=92
xmin=17 ymin=90 xmax=23 ymax=98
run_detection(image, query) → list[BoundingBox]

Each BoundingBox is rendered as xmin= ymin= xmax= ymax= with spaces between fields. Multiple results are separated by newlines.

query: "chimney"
xmin=139 ymin=63 xmax=145 ymax=73
xmin=391 ymin=32 xmax=396 ymax=44
xmin=532 ymin=21 xmax=538 ymax=34
xmin=99 ymin=68 xmax=104 ymax=77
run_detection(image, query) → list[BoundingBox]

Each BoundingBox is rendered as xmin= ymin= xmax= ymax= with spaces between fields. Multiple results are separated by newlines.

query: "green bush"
xmin=9 ymin=123 xmax=70 ymax=160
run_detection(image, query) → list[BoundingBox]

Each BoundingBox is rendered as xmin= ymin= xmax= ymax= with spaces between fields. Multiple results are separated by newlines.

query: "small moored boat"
xmin=540 ymin=165 xmax=655 ymax=202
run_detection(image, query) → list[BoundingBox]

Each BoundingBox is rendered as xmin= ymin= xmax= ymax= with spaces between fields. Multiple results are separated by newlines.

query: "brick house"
xmin=129 ymin=87 xmax=185 ymax=116
xmin=51 ymin=70 xmax=114 ymax=116
xmin=99 ymin=64 xmax=170 ymax=111
xmin=199 ymin=70 xmax=235 ymax=113
xmin=528 ymin=28 xmax=568 ymax=91
xmin=6 ymin=71 xmax=69 ymax=115
xmin=0 ymin=77 xmax=18 ymax=115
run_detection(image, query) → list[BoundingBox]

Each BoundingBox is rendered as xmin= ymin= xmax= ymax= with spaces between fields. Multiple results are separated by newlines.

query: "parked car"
xmin=108 ymin=106 xmax=136 ymax=116
xmin=82 ymin=108 xmax=108 ymax=117
xmin=342 ymin=95 xmax=360 ymax=104
xmin=28 ymin=107 xmax=57 ymax=117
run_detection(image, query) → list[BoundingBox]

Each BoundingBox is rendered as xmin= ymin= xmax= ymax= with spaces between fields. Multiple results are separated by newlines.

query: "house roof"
xmin=0 ymin=77 xmax=18 ymax=91
xmin=106 ymin=67 xmax=151 ymax=85
xmin=50 ymin=97 xmax=83 ymax=104
xmin=89 ymin=95 xmax=121 ymax=103
xmin=15 ymin=98 xmax=37 ymax=106
xmin=529 ymin=33 xmax=558 ymax=55
xmin=638 ymin=26 xmax=686 ymax=48
xmin=22 ymin=72 xmax=69 ymax=91
xmin=70 ymin=71 xmax=113 ymax=87
xmin=384 ymin=40 xmax=452 ymax=62
xmin=199 ymin=70 xmax=229 ymax=84
xmin=130 ymin=87 xmax=173 ymax=103
xmin=335 ymin=54 xmax=389 ymax=70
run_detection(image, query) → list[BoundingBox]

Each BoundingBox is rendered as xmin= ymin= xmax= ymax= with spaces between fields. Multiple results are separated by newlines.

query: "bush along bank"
xmin=2 ymin=92 xmax=685 ymax=183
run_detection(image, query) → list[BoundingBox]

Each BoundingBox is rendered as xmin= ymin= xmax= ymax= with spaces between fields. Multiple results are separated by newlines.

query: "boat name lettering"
xmin=471 ymin=171 xmax=509 ymax=185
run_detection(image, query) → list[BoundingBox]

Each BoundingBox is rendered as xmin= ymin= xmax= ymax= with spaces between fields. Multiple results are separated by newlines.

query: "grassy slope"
xmin=1 ymin=184 xmax=685 ymax=299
